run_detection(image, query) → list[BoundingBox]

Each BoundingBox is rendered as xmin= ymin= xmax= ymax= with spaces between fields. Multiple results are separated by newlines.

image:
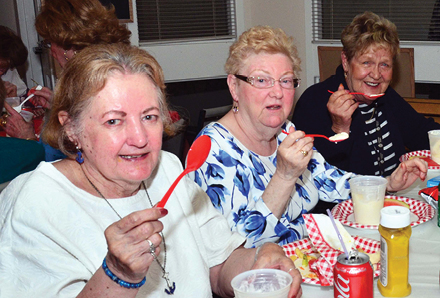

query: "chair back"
xmin=317 ymin=46 xmax=415 ymax=98
xmin=196 ymin=104 xmax=232 ymax=133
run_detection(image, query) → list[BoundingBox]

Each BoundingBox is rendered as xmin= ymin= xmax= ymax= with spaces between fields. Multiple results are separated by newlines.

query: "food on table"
xmin=290 ymin=247 xmax=380 ymax=280
xmin=383 ymin=198 xmax=409 ymax=209
xmin=313 ymin=214 xmax=354 ymax=251
xmin=289 ymin=248 xmax=320 ymax=279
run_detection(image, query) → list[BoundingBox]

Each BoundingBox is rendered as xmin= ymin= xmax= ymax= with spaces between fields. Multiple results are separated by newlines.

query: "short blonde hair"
xmin=42 ymin=43 xmax=174 ymax=158
xmin=225 ymin=25 xmax=301 ymax=77
xmin=341 ymin=11 xmax=400 ymax=62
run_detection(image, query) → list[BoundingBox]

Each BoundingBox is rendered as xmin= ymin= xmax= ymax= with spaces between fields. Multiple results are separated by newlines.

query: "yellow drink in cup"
xmin=349 ymin=176 xmax=388 ymax=225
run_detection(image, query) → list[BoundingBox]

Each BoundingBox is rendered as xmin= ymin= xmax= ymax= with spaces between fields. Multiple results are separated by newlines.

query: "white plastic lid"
xmin=380 ymin=206 xmax=411 ymax=228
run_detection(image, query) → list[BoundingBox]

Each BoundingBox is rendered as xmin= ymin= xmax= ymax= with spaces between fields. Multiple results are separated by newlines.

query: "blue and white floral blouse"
xmin=190 ymin=120 xmax=356 ymax=248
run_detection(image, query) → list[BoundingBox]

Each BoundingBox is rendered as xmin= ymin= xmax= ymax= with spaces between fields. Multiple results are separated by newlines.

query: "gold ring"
xmin=1 ymin=119 xmax=6 ymax=126
xmin=3 ymin=114 xmax=8 ymax=119
xmin=300 ymin=150 xmax=308 ymax=157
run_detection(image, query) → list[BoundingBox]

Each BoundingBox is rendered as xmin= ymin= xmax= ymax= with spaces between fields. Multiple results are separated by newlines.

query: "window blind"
xmin=136 ymin=0 xmax=237 ymax=44
xmin=312 ymin=0 xmax=440 ymax=42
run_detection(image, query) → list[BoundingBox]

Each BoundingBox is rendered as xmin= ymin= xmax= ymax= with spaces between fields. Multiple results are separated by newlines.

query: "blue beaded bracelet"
xmin=102 ymin=257 xmax=146 ymax=289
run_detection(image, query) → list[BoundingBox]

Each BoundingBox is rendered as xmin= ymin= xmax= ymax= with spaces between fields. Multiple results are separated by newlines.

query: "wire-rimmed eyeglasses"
xmin=235 ymin=74 xmax=300 ymax=89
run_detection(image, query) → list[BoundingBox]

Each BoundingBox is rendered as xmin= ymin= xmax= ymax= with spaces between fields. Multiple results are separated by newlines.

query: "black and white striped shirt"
xmin=359 ymin=102 xmax=398 ymax=176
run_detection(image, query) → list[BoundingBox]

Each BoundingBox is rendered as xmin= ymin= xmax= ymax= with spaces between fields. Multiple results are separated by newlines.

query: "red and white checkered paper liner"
xmin=282 ymin=214 xmax=380 ymax=286
xmin=332 ymin=196 xmax=435 ymax=229
xmin=399 ymin=150 xmax=440 ymax=169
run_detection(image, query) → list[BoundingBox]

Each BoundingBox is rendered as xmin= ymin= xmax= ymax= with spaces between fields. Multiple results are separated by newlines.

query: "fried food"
xmin=290 ymin=248 xmax=320 ymax=279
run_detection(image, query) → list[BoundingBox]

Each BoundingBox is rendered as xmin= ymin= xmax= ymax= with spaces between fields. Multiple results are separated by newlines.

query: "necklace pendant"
xmin=163 ymin=273 xmax=175 ymax=295
xmin=164 ymin=278 xmax=176 ymax=295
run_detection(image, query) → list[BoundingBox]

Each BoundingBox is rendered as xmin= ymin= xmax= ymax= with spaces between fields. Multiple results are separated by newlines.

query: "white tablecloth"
xmin=301 ymin=170 xmax=440 ymax=297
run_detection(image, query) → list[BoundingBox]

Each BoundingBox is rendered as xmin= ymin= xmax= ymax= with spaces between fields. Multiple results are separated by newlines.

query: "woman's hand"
xmin=253 ymin=243 xmax=303 ymax=298
xmin=210 ymin=243 xmax=302 ymax=298
xmin=1 ymin=102 xmax=37 ymax=139
xmin=276 ymin=128 xmax=314 ymax=182
xmin=386 ymin=158 xmax=428 ymax=192
xmin=3 ymin=81 xmax=18 ymax=97
xmin=29 ymin=86 xmax=53 ymax=109
xmin=104 ymin=207 xmax=168 ymax=284
xmin=262 ymin=128 xmax=314 ymax=218
xmin=327 ymin=83 xmax=359 ymax=134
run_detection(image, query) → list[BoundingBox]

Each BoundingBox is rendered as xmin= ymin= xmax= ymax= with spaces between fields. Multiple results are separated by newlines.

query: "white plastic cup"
xmin=349 ymin=176 xmax=388 ymax=225
xmin=4 ymin=97 xmax=21 ymax=109
xmin=428 ymin=130 xmax=440 ymax=164
xmin=20 ymin=110 xmax=34 ymax=122
xmin=231 ymin=268 xmax=292 ymax=298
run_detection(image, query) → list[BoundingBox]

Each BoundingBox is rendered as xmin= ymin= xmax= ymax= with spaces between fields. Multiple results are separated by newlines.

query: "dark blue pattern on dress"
xmin=190 ymin=121 xmax=356 ymax=248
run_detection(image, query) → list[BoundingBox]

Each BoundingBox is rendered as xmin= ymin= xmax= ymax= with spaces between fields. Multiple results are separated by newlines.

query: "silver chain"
xmin=81 ymin=166 xmax=176 ymax=294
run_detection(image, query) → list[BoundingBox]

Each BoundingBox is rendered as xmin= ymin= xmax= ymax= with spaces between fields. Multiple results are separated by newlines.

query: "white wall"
xmin=243 ymin=0 xmax=308 ymax=101
xmin=0 ymin=0 xmax=19 ymax=32
xmin=6 ymin=0 xmax=312 ymax=94
xmin=128 ymin=0 xmax=311 ymax=101
xmin=6 ymin=0 xmax=440 ymax=94
xmin=128 ymin=0 xmax=246 ymax=83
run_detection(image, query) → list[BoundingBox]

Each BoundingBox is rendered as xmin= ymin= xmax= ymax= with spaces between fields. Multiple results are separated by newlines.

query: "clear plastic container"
xmin=231 ymin=268 xmax=292 ymax=298
xmin=377 ymin=206 xmax=412 ymax=297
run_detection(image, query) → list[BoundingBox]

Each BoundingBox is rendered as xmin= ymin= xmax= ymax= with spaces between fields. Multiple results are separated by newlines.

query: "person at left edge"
xmin=0 ymin=79 xmax=45 ymax=185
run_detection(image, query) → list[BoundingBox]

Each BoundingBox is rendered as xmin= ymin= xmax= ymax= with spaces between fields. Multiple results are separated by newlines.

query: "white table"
xmin=301 ymin=170 xmax=440 ymax=297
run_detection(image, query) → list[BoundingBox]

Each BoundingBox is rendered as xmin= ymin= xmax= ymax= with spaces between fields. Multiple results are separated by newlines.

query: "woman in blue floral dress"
xmin=190 ymin=26 xmax=428 ymax=248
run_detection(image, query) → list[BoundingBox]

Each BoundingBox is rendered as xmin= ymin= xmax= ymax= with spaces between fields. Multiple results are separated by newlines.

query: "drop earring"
xmin=76 ymin=146 xmax=84 ymax=164
xmin=64 ymin=50 xmax=70 ymax=61
xmin=232 ymin=102 xmax=239 ymax=113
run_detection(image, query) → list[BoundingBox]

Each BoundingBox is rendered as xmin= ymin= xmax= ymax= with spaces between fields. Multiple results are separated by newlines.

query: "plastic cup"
xmin=231 ymin=268 xmax=292 ymax=298
xmin=4 ymin=97 xmax=21 ymax=109
xmin=349 ymin=176 xmax=388 ymax=225
xmin=428 ymin=130 xmax=440 ymax=164
xmin=20 ymin=110 xmax=34 ymax=122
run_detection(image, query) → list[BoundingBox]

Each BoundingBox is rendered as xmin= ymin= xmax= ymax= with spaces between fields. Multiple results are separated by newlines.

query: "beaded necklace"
xmin=81 ymin=166 xmax=176 ymax=294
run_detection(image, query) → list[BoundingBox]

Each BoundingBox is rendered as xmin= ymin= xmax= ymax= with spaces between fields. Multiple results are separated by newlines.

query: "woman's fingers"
xmin=277 ymin=130 xmax=313 ymax=181
xmin=1 ymin=102 xmax=36 ymax=139
xmin=105 ymin=208 xmax=168 ymax=243
xmin=3 ymin=102 xmax=20 ymax=116
xmin=387 ymin=158 xmax=428 ymax=192
xmin=104 ymin=208 xmax=168 ymax=282
xmin=4 ymin=81 xmax=17 ymax=97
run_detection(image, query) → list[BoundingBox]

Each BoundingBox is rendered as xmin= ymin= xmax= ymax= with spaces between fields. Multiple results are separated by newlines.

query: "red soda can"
xmin=333 ymin=251 xmax=373 ymax=298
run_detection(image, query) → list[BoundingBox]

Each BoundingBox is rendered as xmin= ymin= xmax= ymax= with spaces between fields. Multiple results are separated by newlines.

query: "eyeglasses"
xmin=40 ymin=40 xmax=51 ymax=49
xmin=235 ymin=74 xmax=300 ymax=89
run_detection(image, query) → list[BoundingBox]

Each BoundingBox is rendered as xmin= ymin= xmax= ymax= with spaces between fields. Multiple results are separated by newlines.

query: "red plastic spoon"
xmin=156 ymin=135 xmax=211 ymax=208
xmin=282 ymin=130 xmax=349 ymax=143
xmin=328 ymin=90 xmax=384 ymax=99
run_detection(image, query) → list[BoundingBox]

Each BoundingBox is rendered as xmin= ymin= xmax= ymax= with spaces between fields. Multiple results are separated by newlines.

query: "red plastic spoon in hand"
xmin=328 ymin=90 xmax=384 ymax=99
xmin=156 ymin=135 xmax=211 ymax=208
xmin=282 ymin=130 xmax=349 ymax=143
